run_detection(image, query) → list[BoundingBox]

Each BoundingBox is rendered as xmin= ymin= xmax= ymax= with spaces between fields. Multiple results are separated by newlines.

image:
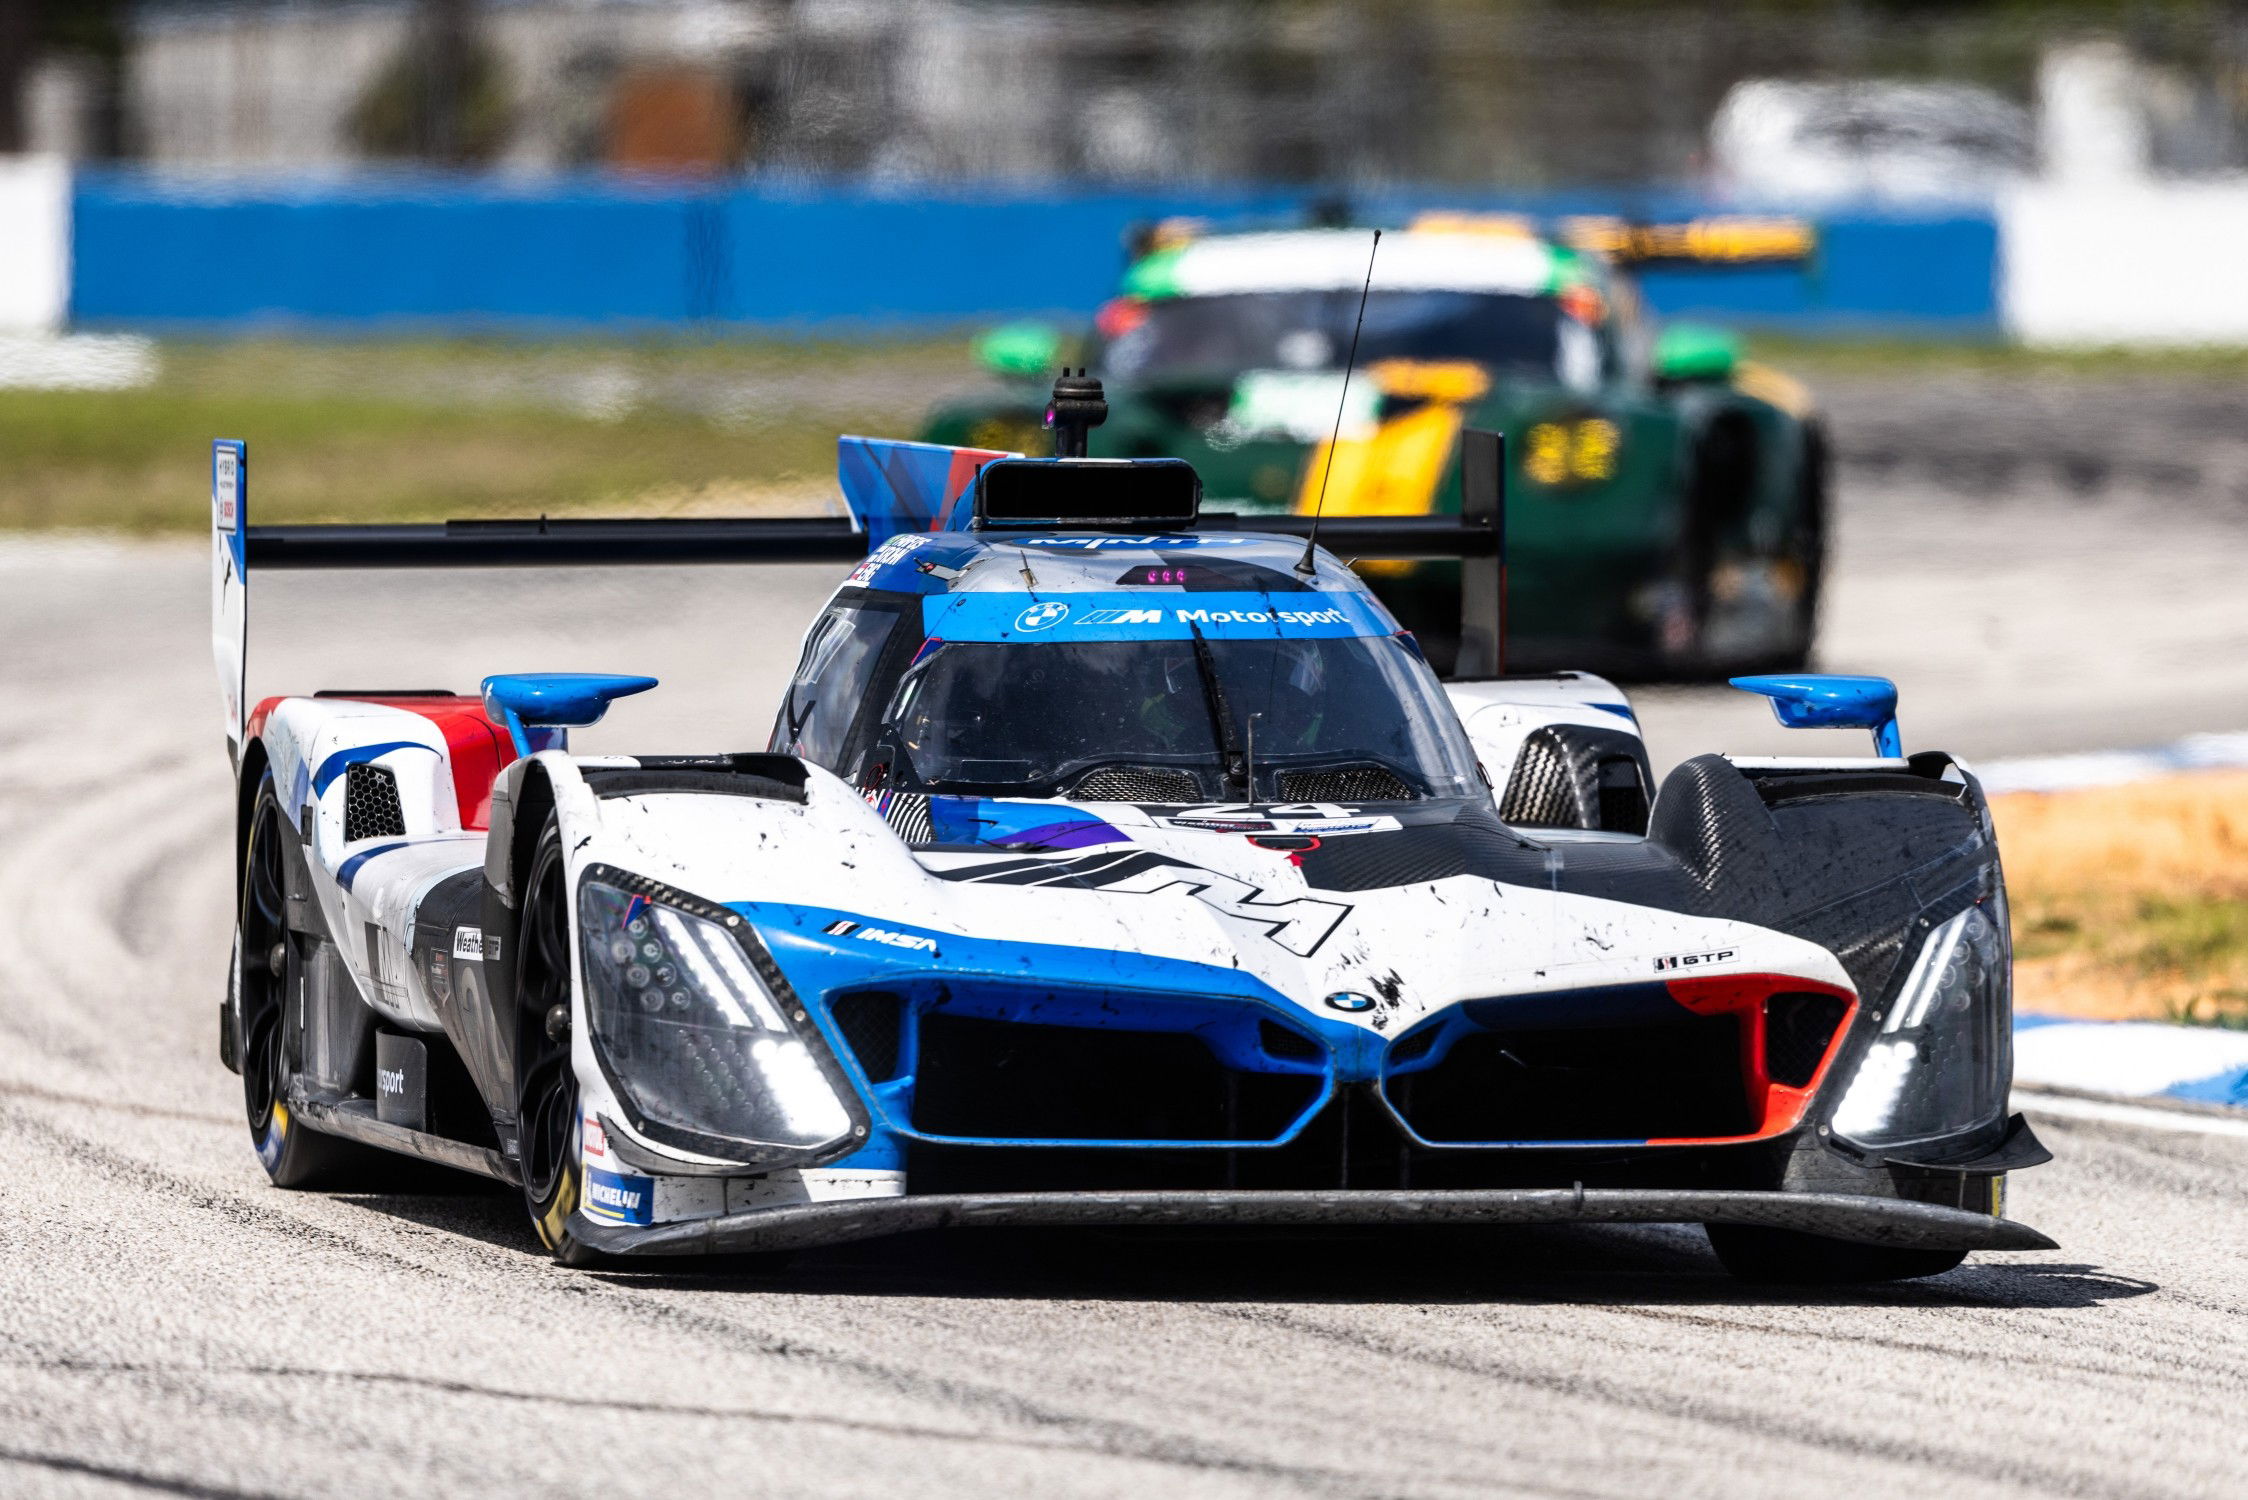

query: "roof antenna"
xmin=1298 ymin=229 xmax=1380 ymax=577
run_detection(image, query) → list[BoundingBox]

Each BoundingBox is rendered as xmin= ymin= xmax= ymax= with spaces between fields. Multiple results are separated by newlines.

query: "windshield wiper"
xmin=1186 ymin=622 xmax=1249 ymax=798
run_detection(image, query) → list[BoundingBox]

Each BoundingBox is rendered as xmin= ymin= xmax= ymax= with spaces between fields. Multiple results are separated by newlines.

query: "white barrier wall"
xmin=0 ymin=156 xmax=69 ymax=334
xmin=2002 ymin=183 xmax=2248 ymax=346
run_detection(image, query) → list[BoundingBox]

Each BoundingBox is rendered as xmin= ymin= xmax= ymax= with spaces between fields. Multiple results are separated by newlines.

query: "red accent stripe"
xmin=1644 ymin=972 xmax=1857 ymax=1147
xmin=936 ymin=447 xmax=1008 ymax=528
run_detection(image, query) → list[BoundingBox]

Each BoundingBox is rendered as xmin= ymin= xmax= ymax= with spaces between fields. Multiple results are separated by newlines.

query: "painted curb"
xmin=2014 ymin=1015 xmax=2248 ymax=1110
xmin=1976 ymin=731 xmax=2248 ymax=795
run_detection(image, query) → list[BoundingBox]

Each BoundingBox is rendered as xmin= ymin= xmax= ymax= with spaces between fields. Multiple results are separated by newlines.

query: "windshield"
xmin=879 ymin=633 xmax=1482 ymax=803
xmin=1097 ymin=290 xmax=1563 ymax=384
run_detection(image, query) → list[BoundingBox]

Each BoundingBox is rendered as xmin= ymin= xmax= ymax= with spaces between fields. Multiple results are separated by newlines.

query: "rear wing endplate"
xmin=211 ymin=440 xmax=247 ymax=763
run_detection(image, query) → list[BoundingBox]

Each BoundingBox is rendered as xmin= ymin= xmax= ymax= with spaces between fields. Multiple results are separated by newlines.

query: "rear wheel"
xmin=515 ymin=819 xmax=600 ymax=1265
xmin=238 ymin=775 xmax=390 ymax=1188
xmin=1705 ymin=1222 xmax=1966 ymax=1284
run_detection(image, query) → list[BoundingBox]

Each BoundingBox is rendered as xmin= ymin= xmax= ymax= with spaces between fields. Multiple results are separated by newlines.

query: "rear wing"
xmin=1559 ymin=214 xmax=1816 ymax=268
xmin=210 ymin=428 xmax=1508 ymax=751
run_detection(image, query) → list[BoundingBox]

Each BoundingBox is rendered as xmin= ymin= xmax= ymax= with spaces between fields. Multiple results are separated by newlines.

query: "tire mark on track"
xmin=535 ymin=1280 xmax=1541 ymax=1499
xmin=107 ymin=814 xmax=230 ymax=963
xmin=0 ymin=1103 xmax=453 ymax=1284
xmin=0 ymin=1076 xmax=235 ymax=1128
xmin=1595 ymin=1297 xmax=2248 ymax=1420
xmin=0 ymin=1354 xmax=1595 ymax=1498
xmin=0 ymin=752 xmax=227 ymax=1052
xmin=0 ymin=1449 xmax=283 ymax=1500
xmin=1203 ymin=1303 xmax=2179 ymax=1500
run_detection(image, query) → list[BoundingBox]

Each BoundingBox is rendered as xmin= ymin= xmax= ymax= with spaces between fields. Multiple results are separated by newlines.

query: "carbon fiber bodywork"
xmin=568 ymin=1185 xmax=2054 ymax=1258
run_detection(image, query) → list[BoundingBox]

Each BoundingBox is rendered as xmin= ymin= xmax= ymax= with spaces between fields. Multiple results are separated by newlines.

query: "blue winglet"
xmin=1730 ymin=674 xmax=1902 ymax=757
xmin=482 ymin=673 xmax=658 ymax=755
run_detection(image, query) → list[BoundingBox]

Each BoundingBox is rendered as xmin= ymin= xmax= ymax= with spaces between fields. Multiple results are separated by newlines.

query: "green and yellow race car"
xmin=922 ymin=213 xmax=1828 ymax=678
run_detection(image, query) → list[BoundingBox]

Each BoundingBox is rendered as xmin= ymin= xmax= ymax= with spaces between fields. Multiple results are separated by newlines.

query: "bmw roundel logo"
xmin=1015 ymin=601 xmax=1071 ymax=633
xmin=1323 ymin=992 xmax=1375 ymax=1013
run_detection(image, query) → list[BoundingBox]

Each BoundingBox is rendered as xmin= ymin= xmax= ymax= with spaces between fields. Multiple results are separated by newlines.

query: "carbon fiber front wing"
xmin=567 ymin=1187 xmax=2055 ymax=1258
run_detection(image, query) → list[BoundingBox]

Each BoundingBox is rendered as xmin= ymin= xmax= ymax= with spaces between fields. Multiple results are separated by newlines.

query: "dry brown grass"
xmin=1993 ymin=770 xmax=2248 ymax=1024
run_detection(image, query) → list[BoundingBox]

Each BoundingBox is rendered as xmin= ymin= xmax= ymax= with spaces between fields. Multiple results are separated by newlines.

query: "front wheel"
xmin=1705 ymin=1222 xmax=1967 ymax=1284
xmin=514 ymin=818 xmax=602 ymax=1265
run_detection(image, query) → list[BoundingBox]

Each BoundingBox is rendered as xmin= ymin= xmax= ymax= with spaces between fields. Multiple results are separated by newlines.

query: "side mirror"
xmin=1731 ymin=674 xmax=1901 ymax=757
xmin=1652 ymin=323 xmax=1740 ymax=383
xmin=974 ymin=322 xmax=1063 ymax=380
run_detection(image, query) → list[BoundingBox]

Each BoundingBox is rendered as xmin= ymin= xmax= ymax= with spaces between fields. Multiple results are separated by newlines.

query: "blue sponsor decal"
xmin=922 ymin=590 xmax=1392 ymax=643
xmin=336 ymin=840 xmax=414 ymax=891
xmin=583 ymin=1166 xmax=655 ymax=1226
xmin=309 ymin=740 xmax=437 ymax=797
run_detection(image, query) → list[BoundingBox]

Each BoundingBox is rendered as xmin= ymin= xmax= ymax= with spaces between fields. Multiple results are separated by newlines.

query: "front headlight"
xmin=1829 ymin=900 xmax=2011 ymax=1149
xmin=579 ymin=877 xmax=857 ymax=1158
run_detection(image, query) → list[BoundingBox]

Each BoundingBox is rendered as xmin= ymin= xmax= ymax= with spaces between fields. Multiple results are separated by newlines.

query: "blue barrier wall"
xmin=69 ymin=172 xmax=1998 ymax=333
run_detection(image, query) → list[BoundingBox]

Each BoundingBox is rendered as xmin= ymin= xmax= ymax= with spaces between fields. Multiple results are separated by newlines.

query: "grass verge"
xmin=0 ymin=335 xmax=975 ymax=531
xmin=1746 ymin=331 xmax=2248 ymax=380
xmin=1993 ymin=770 xmax=2248 ymax=1026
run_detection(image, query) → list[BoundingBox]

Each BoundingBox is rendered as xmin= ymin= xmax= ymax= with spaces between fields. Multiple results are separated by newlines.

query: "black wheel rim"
xmin=518 ymin=838 xmax=578 ymax=1206
xmin=240 ymin=789 xmax=289 ymax=1134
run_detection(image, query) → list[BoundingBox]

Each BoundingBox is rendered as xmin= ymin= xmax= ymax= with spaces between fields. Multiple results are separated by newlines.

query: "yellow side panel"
xmin=1295 ymin=402 xmax=1467 ymax=518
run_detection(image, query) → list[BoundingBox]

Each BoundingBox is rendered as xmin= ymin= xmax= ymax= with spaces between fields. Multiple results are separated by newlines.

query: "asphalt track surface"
xmin=5 ymin=449 xmax=2248 ymax=1496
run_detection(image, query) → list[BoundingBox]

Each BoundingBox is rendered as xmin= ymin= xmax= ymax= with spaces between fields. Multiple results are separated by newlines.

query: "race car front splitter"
xmin=567 ymin=1185 xmax=2054 ymax=1258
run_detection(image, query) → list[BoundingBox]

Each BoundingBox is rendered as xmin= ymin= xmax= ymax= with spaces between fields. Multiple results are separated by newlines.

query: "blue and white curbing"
xmin=1982 ymin=730 xmax=2248 ymax=1115
xmin=1975 ymin=730 xmax=2248 ymax=796
xmin=2014 ymin=1016 xmax=2248 ymax=1111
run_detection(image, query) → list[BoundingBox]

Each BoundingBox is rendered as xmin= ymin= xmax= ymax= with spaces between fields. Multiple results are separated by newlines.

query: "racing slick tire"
xmin=1703 ymin=1223 xmax=1967 ymax=1285
xmin=513 ymin=817 xmax=605 ymax=1267
xmin=237 ymin=772 xmax=398 ymax=1190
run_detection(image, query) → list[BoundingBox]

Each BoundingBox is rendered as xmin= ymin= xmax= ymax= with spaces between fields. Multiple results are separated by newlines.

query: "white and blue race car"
xmin=212 ymin=380 xmax=2050 ymax=1282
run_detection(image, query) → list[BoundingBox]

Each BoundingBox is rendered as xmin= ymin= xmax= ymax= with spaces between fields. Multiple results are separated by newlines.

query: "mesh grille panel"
xmin=831 ymin=991 xmax=905 ymax=1082
xmin=1279 ymin=765 xmax=1414 ymax=802
xmin=1764 ymin=991 xmax=1852 ymax=1088
xmin=912 ymin=1013 xmax=1320 ymax=1142
xmin=1387 ymin=1026 xmax=1440 ymax=1065
xmin=1071 ymin=766 xmax=1201 ymax=803
xmin=1258 ymin=1020 xmax=1323 ymax=1062
xmin=1392 ymin=1015 xmax=1752 ymax=1142
xmin=343 ymin=763 xmax=405 ymax=841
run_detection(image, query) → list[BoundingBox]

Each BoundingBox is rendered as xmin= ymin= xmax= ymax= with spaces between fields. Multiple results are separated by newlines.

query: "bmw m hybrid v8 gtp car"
xmin=212 ymin=382 xmax=2050 ymax=1282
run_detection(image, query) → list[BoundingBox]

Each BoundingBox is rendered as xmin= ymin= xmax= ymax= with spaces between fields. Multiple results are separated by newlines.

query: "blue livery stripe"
xmin=309 ymin=740 xmax=436 ymax=797
xmin=336 ymin=840 xmax=414 ymax=891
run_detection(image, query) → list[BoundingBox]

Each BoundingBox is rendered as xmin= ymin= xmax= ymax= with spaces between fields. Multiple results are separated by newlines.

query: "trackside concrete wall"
xmin=0 ymin=157 xmax=70 ymax=333
xmin=2001 ymin=183 xmax=2248 ymax=347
